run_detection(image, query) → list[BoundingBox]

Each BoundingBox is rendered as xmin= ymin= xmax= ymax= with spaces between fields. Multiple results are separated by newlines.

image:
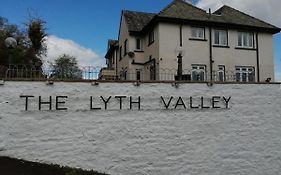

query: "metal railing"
xmin=0 ymin=65 xmax=264 ymax=83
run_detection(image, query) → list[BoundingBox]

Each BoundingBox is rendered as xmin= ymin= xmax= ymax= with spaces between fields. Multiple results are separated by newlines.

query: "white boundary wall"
xmin=0 ymin=82 xmax=281 ymax=175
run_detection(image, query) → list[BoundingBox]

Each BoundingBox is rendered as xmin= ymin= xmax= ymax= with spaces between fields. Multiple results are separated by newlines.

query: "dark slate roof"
xmin=122 ymin=0 xmax=280 ymax=33
xmin=123 ymin=10 xmax=155 ymax=32
xmin=212 ymin=5 xmax=278 ymax=30
xmin=158 ymin=0 xmax=209 ymax=21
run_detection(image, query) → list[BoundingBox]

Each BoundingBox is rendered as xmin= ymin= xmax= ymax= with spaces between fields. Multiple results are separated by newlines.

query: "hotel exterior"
xmin=100 ymin=0 xmax=280 ymax=82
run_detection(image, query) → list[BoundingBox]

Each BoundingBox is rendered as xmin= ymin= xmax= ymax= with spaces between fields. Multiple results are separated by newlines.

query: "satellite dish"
xmin=128 ymin=52 xmax=135 ymax=58
xmin=5 ymin=37 xmax=17 ymax=48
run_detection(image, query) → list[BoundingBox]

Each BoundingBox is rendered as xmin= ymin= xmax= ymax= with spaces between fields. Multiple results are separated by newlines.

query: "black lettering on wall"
xmin=212 ymin=96 xmax=221 ymax=109
xmin=90 ymin=96 xmax=101 ymax=110
xmin=101 ymin=96 xmax=112 ymax=110
xmin=223 ymin=96 xmax=232 ymax=109
xmin=20 ymin=95 xmax=34 ymax=111
xmin=39 ymin=96 xmax=52 ymax=111
xmin=161 ymin=96 xmax=173 ymax=109
xmin=115 ymin=96 xmax=127 ymax=110
xmin=56 ymin=96 xmax=68 ymax=111
xmin=130 ymin=96 xmax=141 ymax=110
xmin=175 ymin=97 xmax=186 ymax=109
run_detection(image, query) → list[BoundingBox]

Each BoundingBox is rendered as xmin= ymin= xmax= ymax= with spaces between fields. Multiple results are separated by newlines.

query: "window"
xmin=217 ymin=65 xmax=225 ymax=82
xmin=236 ymin=67 xmax=255 ymax=82
xmin=124 ymin=70 xmax=127 ymax=80
xmin=192 ymin=65 xmax=206 ymax=81
xmin=124 ymin=39 xmax=128 ymax=56
xmin=119 ymin=46 xmax=122 ymax=60
xmin=238 ymin=32 xmax=253 ymax=48
xmin=214 ymin=29 xmax=227 ymax=46
xmin=191 ymin=27 xmax=205 ymax=39
xmin=148 ymin=30 xmax=154 ymax=45
xmin=136 ymin=69 xmax=142 ymax=80
xmin=136 ymin=38 xmax=142 ymax=50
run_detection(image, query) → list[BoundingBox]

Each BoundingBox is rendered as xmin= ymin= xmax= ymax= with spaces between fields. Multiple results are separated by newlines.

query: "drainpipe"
xmin=256 ymin=33 xmax=260 ymax=82
xmin=208 ymin=8 xmax=214 ymax=82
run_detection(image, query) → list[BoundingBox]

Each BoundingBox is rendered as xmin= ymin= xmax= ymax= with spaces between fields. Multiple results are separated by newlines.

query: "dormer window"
xmin=238 ymin=32 xmax=254 ymax=48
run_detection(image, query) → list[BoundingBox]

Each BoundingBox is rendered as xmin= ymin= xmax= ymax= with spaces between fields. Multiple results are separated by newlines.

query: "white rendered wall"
xmin=0 ymin=82 xmax=281 ymax=175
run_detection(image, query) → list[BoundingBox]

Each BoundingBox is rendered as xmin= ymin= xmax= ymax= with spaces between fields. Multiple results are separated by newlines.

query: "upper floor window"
xmin=238 ymin=32 xmax=254 ymax=48
xmin=191 ymin=27 xmax=205 ymax=39
xmin=214 ymin=29 xmax=227 ymax=46
xmin=124 ymin=39 xmax=128 ymax=56
xmin=136 ymin=38 xmax=142 ymax=50
xmin=148 ymin=30 xmax=154 ymax=45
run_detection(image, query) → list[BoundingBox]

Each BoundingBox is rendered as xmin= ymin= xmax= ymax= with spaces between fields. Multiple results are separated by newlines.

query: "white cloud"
xmin=43 ymin=35 xmax=105 ymax=68
xmin=196 ymin=0 xmax=281 ymax=27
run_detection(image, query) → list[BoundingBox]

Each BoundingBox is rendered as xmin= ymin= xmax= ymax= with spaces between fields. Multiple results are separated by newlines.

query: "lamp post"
xmin=176 ymin=46 xmax=184 ymax=81
xmin=4 ymin=37 xmax=17 ymax=68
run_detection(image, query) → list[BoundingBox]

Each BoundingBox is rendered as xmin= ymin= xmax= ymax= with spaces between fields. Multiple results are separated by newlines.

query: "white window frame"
xmin=192 ymin=65 xmax=206 ymax=81
xmin=214 ymin=29 xmax=227 ymax=46
xmin=237 ymin=32 xmax=254 ymax=48
xmin=191 ymin=27 xmax=205 ymax=39
xmin=217 ymin=65 xmax=225 ymax=82
xmin=235 ymin=66 xmax=255 ymax=82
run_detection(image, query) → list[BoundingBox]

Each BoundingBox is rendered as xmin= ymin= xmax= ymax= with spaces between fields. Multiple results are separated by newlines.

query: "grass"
xmin=0 ymin=156 xmax=109 ymax=175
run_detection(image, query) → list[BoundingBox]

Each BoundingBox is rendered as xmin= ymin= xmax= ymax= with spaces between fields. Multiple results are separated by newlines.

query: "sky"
xmin=0 ymin=0 xmax=280 ymax=80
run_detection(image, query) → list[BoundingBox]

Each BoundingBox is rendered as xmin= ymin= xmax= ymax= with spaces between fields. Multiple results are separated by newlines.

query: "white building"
xmin=100 ymin=0 xmax=280 ymax=82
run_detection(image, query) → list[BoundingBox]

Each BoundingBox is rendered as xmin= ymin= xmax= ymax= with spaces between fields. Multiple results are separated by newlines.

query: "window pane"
xmin=242 ymin=73 xmax=247 ymax=82
xmin=198 ymin=29 xmax=204 ymax=38
xmin=192 ymin=71 xmax=198 ymax=81
xmin=221 ymin=31 xmax=227 ymax=45
xmin=236 ymin=72 xmax=241 ymax=82
xmin=214 ymin=31 xmax=220 ymax=44
xmin=136 ymin=38 xmax=141 ymax=50
xmin=238 ymin=33 xmax=242 ymax=46
xmin=219 ymin=72 xmax=224 ymax=81
xmin=248 ymin=72 xmax=254 ymax=82
xmin=248 ymin=34 xmax=253 ymax=47
xmin=199 ymin=71 xmax=205 ymax=81
xmin=191 ymin=28 xmax=197 ymax=38
xmin=136 ymin=70 xmax=141 ymax=80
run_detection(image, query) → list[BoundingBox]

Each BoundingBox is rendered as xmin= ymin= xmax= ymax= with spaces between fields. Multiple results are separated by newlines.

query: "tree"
xmin=0 ymin=16 xmax=47 ymax=68
xmin=51 ymin=54 xmax=82 ymax=79
xmin=26 ymin=18 xmax=47 ymax=68
xmin=27 ymin=19 xmax=47 ymax=56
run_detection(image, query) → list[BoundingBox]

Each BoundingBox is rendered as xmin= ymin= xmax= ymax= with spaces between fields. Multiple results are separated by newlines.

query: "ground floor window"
xmin=136 ymin=69 xmax=142 ymax=81
xmin=217 ymin=65 xmax=225 ymax=82
xmin=235 ymin=66 xmax=255 ymax=82
xmin=192 ymin=65 xmax=206 ymax=81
